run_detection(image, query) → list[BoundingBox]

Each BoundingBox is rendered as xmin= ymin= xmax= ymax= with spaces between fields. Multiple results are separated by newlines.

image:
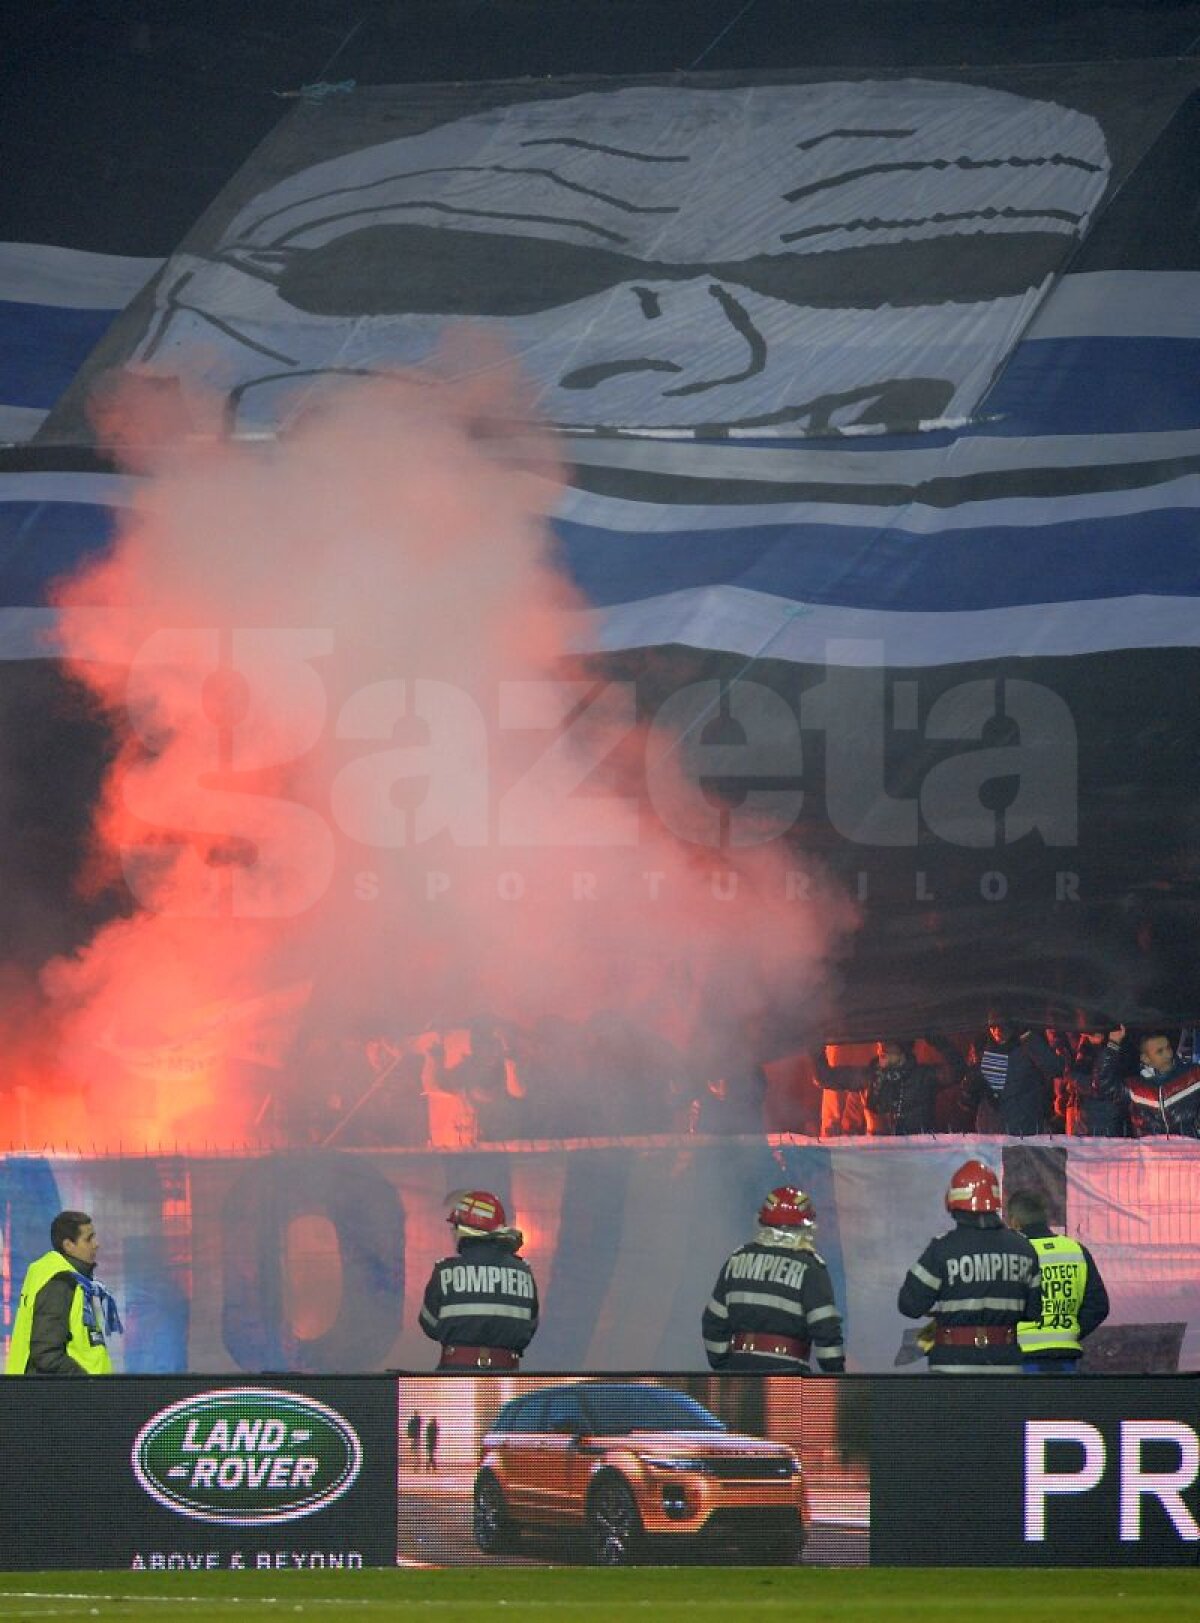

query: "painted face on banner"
xmin=133 ymin=81 xmax=1109 ymax=434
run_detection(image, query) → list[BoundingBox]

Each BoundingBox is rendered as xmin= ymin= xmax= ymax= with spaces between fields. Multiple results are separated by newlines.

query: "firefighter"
xmin=420 ymin=1190 xmax=539 ymax=1371
xmin=898 ymin=1159 xmax=1040 ymax=1373
xmin=1007 ymin=1188 xmax=1109 ymax=1373
xmin=702 ymin=1186 xmax=845 ymax=1372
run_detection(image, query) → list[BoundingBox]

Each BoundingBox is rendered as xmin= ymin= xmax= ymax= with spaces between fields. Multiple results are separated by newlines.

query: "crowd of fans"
xmin=279 ymin=1014 xmax=1200 ymax=1150
xmin=814 ymin=1021 xmax=1198 ymax=1139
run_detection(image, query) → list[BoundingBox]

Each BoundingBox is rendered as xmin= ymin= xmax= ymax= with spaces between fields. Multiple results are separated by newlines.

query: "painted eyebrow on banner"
xmin=242 ymin=219 xmax=1089 ymax=320
xmin=237 ymin=129 xmax=1101 ymax=245
xmin=240 ymin=156 xmax=683 ymax=243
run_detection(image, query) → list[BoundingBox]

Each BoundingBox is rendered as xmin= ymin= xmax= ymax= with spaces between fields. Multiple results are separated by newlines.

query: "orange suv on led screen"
xmin=473 ymin=1380 xmax=807 ymax=1565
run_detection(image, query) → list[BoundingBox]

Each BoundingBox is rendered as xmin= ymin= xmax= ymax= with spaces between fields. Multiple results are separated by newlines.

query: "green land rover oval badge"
xmin=132 ymin=1388 xmax=363 ymax=1525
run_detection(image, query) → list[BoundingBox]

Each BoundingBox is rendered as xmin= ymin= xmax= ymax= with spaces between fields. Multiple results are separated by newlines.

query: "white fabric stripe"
xmin=0 ymin=608 xmax=118 ymax=662
xmin=818 ymin=1344 xmax=845 ymax=1360
xmin=5 ymin=595 xmax=1198 ymax=671
xmin=1025 ymin=270 xmax=1200 ymax=342
xmin=564 ymin=426 xmax=1200 ymax=483
xmin=0 ymin=404 xmax=48 ymax=444
xmin=8 ymin=443 xmax=1193 ymax=543
xmin=805 ymin=1304 xmax=839 ymax=1326
xmin=930 ymin=1296 xmax=1027 ymax=1314
xmin=557 ymin=472 xmax=1200 ymax=536
xmin=703 ymin=1337 xmax=729 ymax=1354
xmin=0 ymin=242 xmax=163 ymax=309
xmin=437 ymin=1302 xmax=533 ymax=1320
xmin=0 ymin=413 xmax=1191 ymax=487
xmin=911 ymin=1262 xmax=941 ymax=1290
xmin=418 ymin=1307 xmax=437 ymax=1329
xmin=577 ymin=589 xmax=1200 ymax=666
xmin=705 ymin=1297 xmax=729 ymax=1319
xmin=0 ymin=472 xmax=137 ymax=505
xmin=0 ymin=607 xmax=58 ymax=660
xmin=725 ymin=1289 xmax=806 ymax=1315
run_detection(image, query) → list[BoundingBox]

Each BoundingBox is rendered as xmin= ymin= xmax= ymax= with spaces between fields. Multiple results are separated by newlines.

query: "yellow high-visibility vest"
xmin=5 ymin=1250 xmax=113 ymax=1375
xmin=1017 ymin=1234 xmax=1087 ymax=1356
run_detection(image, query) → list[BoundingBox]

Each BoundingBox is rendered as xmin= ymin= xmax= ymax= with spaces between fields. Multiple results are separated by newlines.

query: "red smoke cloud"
xmin=7 ymin=363 xmax=855 ymax=1151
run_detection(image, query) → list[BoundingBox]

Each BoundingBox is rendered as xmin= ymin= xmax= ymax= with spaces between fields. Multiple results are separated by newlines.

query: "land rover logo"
xmin=132 ymin=1388 xmax=362 ymax=1525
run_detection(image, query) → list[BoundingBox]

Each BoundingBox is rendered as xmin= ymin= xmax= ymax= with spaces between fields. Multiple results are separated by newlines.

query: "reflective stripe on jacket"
xmin=1017 ymin=1235 xmax=1087 ymax=1355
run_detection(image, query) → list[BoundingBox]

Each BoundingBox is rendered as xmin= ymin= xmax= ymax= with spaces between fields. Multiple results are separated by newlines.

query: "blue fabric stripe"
xmin=0 ymin=301 xmax=118 ymax=410
xmin=554 ymin=504 xmax=1200 ymax=613
xmin=533 ymin=1149 xmax=631 ymax=1366
xmin=0 ymin=501 xmax=119 ymax=601
xmin=2 ymin=491 xmax=1197 ymax=617
xmin=984 ymin=336 xmax=1200 ymax=436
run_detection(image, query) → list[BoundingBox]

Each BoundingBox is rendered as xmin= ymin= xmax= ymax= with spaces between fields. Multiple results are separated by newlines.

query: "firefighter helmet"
xmin=758 ymin=1186 xmax=816 ymax=1228
xmin=446 ymin=1189 xmax=507 ymax=1234
xmin=945 ymin=1159 xmax=1002 ymax=1214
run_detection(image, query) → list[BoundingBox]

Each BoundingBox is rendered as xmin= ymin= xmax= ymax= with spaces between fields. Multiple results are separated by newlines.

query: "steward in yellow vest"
xmin=1007 ymin=1189 xmax=1109 ymax=1373
xmin=5 ymin=1211 xmax=121 ymax=1376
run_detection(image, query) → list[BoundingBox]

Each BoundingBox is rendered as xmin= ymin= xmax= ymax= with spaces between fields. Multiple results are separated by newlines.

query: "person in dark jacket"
xmin=898 ymin=1159 xmax=1040 ymax=1372
xmin=405 ymin=1409 xmax=423 ymax=1463
xmin=1057 ymin=1029 xmax=1127 ymax=1137
xmin=424 ymin=1414 xmax=440 ymax=1472
xmin=962 ymin=1018 xmax=1061 ymax=1135
xmin=1123 ymin=1028 xmax=1200 ymax=1137
xmin=702 ymin=1185 xmax=844 ymax=1373
xmin=815 ymin=1035 xmax=964 ymax=1135
xmin=1006 ymin=1188 xmax=1109 ymax=1372
xmin=420 ymin=1189 xmax=538 ymax=1370
xmin=4 ymin=1210 xmax=122 ymax=1376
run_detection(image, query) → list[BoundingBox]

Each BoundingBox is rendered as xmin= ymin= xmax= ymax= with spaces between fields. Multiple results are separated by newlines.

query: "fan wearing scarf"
xmin=5 ymin=1210 xmax=123 ymax=1375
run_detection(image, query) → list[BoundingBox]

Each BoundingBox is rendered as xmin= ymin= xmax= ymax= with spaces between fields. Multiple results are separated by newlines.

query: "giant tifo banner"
xmin=2 ymin=1138 xmax=1197 ymax=1374
xmin=4 ymin=63 xmax=1200 ymax=1030
xmin=0 ymin=1373 xmax=1195 ymax=1569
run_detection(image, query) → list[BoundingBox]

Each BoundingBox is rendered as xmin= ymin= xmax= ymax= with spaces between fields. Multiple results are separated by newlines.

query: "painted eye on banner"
xmin=131 ymin=81 xmax=1109 ymax=435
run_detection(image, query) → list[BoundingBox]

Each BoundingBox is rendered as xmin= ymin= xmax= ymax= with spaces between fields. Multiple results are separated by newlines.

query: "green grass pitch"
xmin=0 ymin=1568 xmax=1192 ymax=1621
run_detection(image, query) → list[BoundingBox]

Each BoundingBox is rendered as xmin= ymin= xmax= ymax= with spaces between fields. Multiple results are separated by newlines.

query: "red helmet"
xmin=945 ymin=1159 xmax=1002 ymax=1214
xmin=446 ymin=1189 xmax=507 ymax=1233
xmin=758 ymin=1186 xmax=816 ymax=1228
